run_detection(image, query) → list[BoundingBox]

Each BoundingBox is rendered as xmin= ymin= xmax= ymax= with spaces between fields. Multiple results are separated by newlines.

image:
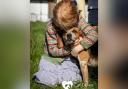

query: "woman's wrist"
xmin=77 ymin=44 xmax=84 ymax=53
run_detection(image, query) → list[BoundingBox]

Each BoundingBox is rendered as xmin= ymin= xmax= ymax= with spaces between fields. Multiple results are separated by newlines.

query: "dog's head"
xmin=63 ymin=27 xmax=81 ymax=50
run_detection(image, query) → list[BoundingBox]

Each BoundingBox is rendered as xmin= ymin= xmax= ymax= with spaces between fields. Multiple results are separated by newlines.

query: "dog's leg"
xmin=80 ymin=61 xmax=89 ymax=86
xmin=78 ymin=51 xmax=90 ymax=86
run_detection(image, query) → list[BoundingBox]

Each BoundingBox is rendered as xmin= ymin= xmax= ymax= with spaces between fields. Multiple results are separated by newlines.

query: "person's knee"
xmin=34 ymin=71 xmax=58 ymax=86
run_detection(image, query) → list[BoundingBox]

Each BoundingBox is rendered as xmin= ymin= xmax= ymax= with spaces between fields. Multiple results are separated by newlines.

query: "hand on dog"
xmin=71 ymin=44 xmax=84 ymax=57
xmin=71 ymin=37 xmax=84 ymax=57
xmin=74 ymin=37 xmax=83 ymax=46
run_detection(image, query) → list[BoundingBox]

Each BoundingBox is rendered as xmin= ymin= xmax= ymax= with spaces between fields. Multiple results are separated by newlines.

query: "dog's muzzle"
xmin=65 ymin=33 xmax=74 ymax=45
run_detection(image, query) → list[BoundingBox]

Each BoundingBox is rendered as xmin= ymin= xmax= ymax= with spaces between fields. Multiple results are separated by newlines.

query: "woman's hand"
xmin=71 ymin=44 xmax=84 ymax=57
xmin=74 ymin=37 xmax=83 ymax=46
xmin=71 ymin=37 xmax=84 ymax=57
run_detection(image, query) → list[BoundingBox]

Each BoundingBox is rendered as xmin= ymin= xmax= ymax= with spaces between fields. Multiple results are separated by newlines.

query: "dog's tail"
xmin=88 ymin=57 xmax=98 ymax=67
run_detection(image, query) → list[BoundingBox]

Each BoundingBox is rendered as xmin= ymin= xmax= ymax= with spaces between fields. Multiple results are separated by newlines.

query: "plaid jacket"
xmin=44 ymin=16 xmax=98 ymax=63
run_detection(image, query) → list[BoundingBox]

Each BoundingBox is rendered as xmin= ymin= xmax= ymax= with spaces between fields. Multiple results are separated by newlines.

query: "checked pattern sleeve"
xmin=78 ymin=16 xmax=98 ymax=49
xmin=45 ymin=21 xmax=70 ymax=57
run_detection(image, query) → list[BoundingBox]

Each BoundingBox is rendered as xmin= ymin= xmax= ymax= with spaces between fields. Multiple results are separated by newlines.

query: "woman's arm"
xmin=45 ymin=22 xmax=70 ymax=57
xmin=78 ymin=16 xmax=98 ymax=49
xmin=71 ymin=16 xmax=98 ymax=57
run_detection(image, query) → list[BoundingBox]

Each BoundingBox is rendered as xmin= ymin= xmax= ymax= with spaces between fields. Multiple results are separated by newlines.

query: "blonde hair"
xmin=53 ymin=0 xmax=79 ymax=30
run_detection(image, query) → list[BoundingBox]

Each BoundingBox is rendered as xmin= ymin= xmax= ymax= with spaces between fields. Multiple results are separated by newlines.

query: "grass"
xmin=30 ymin=21 xmax=98 ymax=89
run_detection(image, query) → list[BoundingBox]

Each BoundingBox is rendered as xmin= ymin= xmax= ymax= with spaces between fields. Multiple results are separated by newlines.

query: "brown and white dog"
xmin=62 ymin=27 xmax=98 ymax=86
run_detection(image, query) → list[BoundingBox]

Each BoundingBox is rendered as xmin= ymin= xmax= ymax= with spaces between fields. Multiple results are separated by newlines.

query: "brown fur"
xmin=63 ymin=27 xmax=98 ymax=86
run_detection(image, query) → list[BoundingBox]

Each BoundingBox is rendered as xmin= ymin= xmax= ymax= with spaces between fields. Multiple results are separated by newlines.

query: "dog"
xmin=62 ymin=27 xmax=98 ymax=86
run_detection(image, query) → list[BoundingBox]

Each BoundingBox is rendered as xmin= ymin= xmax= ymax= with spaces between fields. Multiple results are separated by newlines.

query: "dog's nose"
xmin=67 ymin=33 xmax=72 ymax=39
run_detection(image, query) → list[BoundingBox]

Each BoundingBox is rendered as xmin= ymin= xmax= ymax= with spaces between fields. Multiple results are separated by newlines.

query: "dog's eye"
xmin=63 ymin=30 xmax=66 ymax=33
xmin=72 ymin=30 xmax=77 ymax=33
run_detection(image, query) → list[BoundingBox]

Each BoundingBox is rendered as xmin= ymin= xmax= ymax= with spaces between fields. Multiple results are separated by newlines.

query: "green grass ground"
xmin=30 ymin=21 xmax=98 ymax=89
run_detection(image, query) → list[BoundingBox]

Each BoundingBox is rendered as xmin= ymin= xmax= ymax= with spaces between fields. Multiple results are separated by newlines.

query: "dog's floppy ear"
xmin=72 ymin=27 xmax=81 ymax=38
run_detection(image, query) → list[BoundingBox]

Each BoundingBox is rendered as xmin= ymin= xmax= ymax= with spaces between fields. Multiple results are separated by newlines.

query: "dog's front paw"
xmin=84 ymin=81 xmax=89 ymax=87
